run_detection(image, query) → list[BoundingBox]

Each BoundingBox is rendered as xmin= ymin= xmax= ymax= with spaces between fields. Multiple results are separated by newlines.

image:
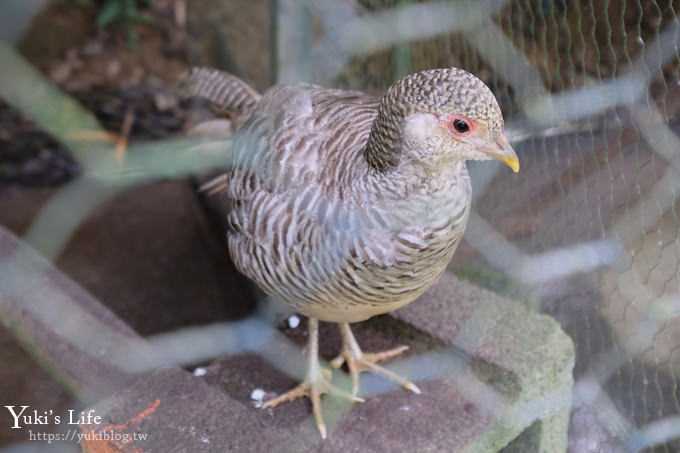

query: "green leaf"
xmin=96 ymin=0 xmax=122 ymax=28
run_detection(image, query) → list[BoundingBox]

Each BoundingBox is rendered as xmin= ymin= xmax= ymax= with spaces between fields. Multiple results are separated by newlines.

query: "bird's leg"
xmin=261 ymin=318 xmax=363 ymax=439
xmin=330 ymin=323 xmax=420 ymax=397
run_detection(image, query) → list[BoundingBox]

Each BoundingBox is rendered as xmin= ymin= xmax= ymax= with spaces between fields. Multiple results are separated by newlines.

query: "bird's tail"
xmin=178 ymin=67 xmax=261 ymax=116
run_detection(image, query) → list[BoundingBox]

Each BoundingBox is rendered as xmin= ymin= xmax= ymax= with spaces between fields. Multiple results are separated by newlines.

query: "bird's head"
xmin=366 ymin=67 xmax=519 ymax=173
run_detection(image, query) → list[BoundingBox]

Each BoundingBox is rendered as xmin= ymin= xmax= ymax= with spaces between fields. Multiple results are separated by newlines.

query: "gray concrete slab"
xmin=0 ymin=182 xmax=574 ymax=451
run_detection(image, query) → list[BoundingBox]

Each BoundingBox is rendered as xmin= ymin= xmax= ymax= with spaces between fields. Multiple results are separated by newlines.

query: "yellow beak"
xmin=479 ymin=134 xmax=519 ymax=173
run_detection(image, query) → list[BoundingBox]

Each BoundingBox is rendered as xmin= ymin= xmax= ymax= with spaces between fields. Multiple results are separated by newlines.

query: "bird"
xmin=179 ymin=66 xmax=519 ymax=439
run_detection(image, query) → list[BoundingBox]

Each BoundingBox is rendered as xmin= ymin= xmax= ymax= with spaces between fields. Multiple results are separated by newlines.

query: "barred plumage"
xmin=178 ymin=67 xmax=261 ymax=116
xmin=182 ymin=67 xmax=519 ymax=438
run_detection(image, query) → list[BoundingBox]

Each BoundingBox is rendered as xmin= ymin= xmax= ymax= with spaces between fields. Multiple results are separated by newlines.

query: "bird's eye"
xmin=452 ymin=119 xmax=470 ymax=133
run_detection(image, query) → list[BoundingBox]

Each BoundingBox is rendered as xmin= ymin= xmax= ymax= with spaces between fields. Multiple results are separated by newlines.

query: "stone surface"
xmin=0 ymin=225 xmax=138 ymax=403
xmin=0 ymin=181 xmax=254 ymax=448
xmin=0 ymin=181 xmax=574 ymax=451
xmin=393 ymin=273 xmax=575 ymax=452
xmin=80 ymin=366 xmax=290 ymax=453
xmin=70 ymin=271 xmax=575 ymax=452
xmin=0 ymin=181 xmax=254 ymax=335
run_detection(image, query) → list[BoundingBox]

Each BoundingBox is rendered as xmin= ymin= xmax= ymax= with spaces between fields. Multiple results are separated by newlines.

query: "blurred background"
xmin=0 ymin=0 xmax=679 ymax=451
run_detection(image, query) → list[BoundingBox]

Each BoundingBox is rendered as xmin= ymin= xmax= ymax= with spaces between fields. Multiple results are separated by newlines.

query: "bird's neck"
xmin=364 ymin=99 xmax=406 ymax=172
xmin=353 ymin=149 xmax=469 ymax=210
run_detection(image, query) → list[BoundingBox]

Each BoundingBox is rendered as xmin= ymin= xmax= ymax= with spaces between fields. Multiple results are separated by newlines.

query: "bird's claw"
xmin=331 ymin=344 xmax=419 ymax=396
xmin=261 ymin=367 xmax=363 ymax=439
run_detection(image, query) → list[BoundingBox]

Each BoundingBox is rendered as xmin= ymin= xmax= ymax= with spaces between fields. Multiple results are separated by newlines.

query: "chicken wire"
xmin=273 ymin=0 xmax=680 ymax=451
xmin=0 ymin=0 xmax=677 ymax=450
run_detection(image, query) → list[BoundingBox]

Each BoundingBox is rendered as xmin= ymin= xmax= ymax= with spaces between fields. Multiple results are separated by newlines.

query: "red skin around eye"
xmin=439 ymin=114 xmax=477 ymax=137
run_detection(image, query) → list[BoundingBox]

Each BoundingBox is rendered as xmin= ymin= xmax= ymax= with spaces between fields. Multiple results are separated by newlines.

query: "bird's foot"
xmin=330 ymin=327 xmax=420 ymax=397
xmin=261 ymin=366 xmax=363 ymax=439
xmin=330 ymin=344 xmax=409 ymax=370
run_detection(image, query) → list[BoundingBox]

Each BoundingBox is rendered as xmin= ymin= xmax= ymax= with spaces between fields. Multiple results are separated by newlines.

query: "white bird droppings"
xmin=287 ymin=314 xmax=301 ymax=329
xmin=250 ymin=388 xmax=266 ymax=400
xmin=251 ymin=388 xmax=266 ymax=407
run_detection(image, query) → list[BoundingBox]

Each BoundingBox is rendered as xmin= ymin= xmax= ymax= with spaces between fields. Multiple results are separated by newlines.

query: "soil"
xmin=2 ymin=0 xmax=193 ymax=186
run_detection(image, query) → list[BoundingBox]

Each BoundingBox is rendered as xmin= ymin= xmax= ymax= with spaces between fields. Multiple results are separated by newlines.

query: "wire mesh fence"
xmin=1 ymin=0 xmax=679 ymax=451
xmin=274 ymin=0 xmax=680 ymax=450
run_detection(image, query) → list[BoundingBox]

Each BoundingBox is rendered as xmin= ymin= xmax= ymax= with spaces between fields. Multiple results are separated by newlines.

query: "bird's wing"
xmin=230 ymin=84 xmax=379 ymax=197
xmin=223 ymin=84 xmax=380 ymax=286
